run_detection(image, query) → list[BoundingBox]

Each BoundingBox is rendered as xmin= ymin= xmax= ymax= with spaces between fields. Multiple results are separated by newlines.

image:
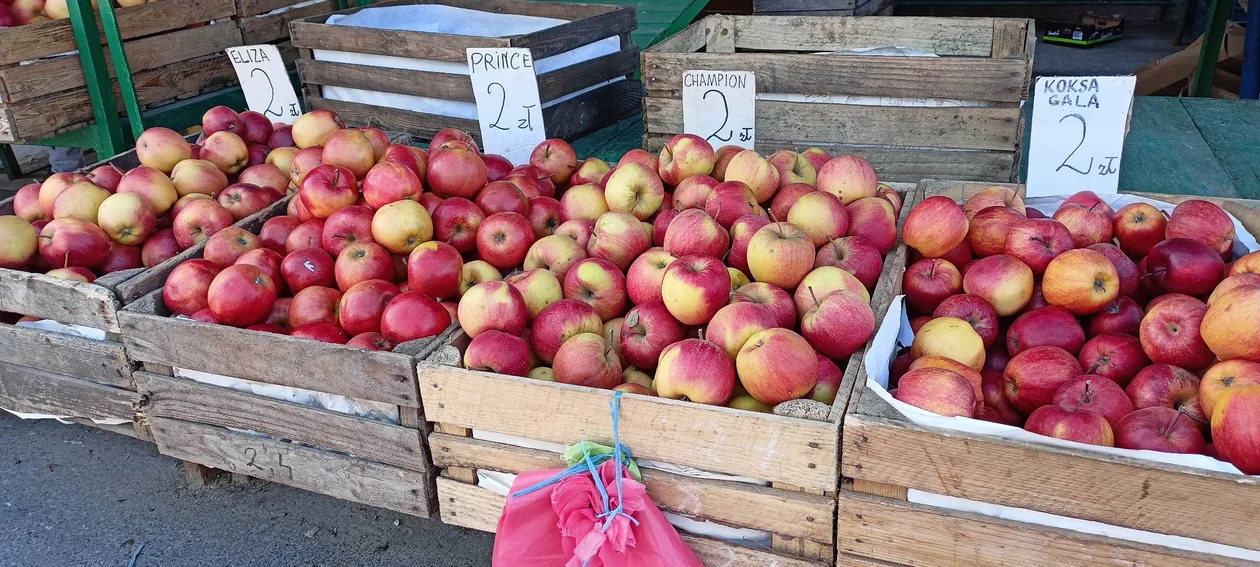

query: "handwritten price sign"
xmin=682 ymin=71 xmax=755 ymax=149
xmin=226 ymin=45 xmax=301 ymax=124
xmin=1027 ymin=76 xmax=1136 ymax=197
xmin=466 ymin=48 xmax=546 ymax=165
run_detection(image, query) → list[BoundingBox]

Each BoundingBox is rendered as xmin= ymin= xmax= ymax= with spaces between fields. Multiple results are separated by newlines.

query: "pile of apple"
xmin=891 ymin=187 xmax=1260 ymax=474
xmin=446 ymin=135 xmax=897 ymax=413
xmin=1 ymin=0 xmax=152 ymax=28
xmin=0 ymin=107 xmax=294 ymax=293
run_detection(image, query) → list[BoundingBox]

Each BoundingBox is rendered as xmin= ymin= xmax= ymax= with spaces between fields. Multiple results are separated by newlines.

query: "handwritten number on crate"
xmin=1056 ymin=113 xmax=1094 ymax=175
xmin=487 ymin=82 xmax=510 ymax=131
xmin=703 ymin=89 xmax=732 ymax=143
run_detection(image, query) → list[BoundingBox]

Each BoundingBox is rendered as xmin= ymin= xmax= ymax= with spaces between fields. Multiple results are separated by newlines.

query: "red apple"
xmin=526 ymin=196 xmax=563 ymax=239
xmin=980 ymin=369 xmax=1024 ymax=425
xmin=1115 ymin=407 xmax=1206 ymax=454
xmin=1211 ymin=385 xmax=1260 ymax=473
xmin=808 ymin=355 xmax=844 ymax=405
xmin=86 ymin=164 xmax=124 ymax=193
xmin=933 ymin=294 xmax=999 ymax=347
xmin=736 ymin=328 xmax=817 ymax=404
xmin=207 ymin=264 xmax=277 ymax=327
xmin=1078 ymin=332 xmax=1149 ymax=387
xmin=661 ymin=254 xmax=731 ymax=325
xmin=348 ymin=332 xmax=393 ymax=351
xmin=570 ymin=157 xmax=610 ymax=186
xmin=523 ymin=233 xmax=588 ymax=281
xmin=163 ymin=259 xmax=221 ymax=316
xmin=553 ymin=332 xmax=622 ymax=389
xmin=1201 ymin=285 xmax=1260 ymax=363
xmin=431 ymin=197 xmax=485 ymax=254
xmin=1005 ymin=218 xmax=1073 ymax=275
xmin=203 ymin=226 xmax=261 ymax=267
xmin=334 ymin=242 xmax=394 ymax=291
xmin=562 ymin=257 xmax=627 ymax=321
xmin=747 ymin=222 xmax=814 ymax=290
xmin=817 ymin=154 xmax=877 ymax=205
xmin=587 ymin=211 xmax=652 ymax=271
xmin=299 ymin=164 xmax=358 ymax=219
xmin=1112 ymin=202 xmax=1167 ymax=258
xmin=767 ymin=149 xmax=816 ymax=189
xmin=379 ymin=290 xmax=450 ymax=344
xmin=37 ymin=218 xmax=110 ymax=269
xmin=657 ymin=134 xmax=715 ymax=186
xmin=707 ymin=302 xmax=779 ymax=359
xmin=1053 ymin=375 xmax=1133 ymax=427
xmin=1042 ymin=249 xmax=1119 ymax=316
xmin=844 ymin=197 xmax=898 ymax=256
xmin=895 ymin=367 xmax=976 ymax=417
xmin=801 ymin=289 xmax=875 ymax=360
xmin=337 ymin=279 xmax=399 ymax=336
xmin=703 ymin=181 xmax=758 ymax=228
xmin=428 ymin=148 xmax=487 ymax=199
xmin=729 ymin=282 xmax=795 ymax=329
xmin=100 ymin=243 xmax=143 ymax=273
xmin=284 ymin=219 xmax=325 ymax=253
xmin=361 ymin=161 xmax=423 ymax=209
xmin=290 ymin=322 xmax=348 ymax=344
xmin=1088 ymin=296 xmax=1144 ymax=337
xmin=1053 ymin=203 xmax=1113 ymax=248
xmin=475 ymin=212 xmax=534 ymax=270
xmin=815 ymin=236 xmax=882 ymax=291
xmin=217 ymin=183 xmax=273 ymax=221
xmin=619 ymin=301 xmax=685 ymax=369
xmin=663 ymin=209 xmax=729 ymax=260
xmin=723 ymin=150 xmax=778 ymax=203
xmin=141 ymin=229 xmax=181 ymax=267
xmin=903 ymin=196 xmax=969 ymax=259
xmin=463 ymin=330 xmax=531 ymax=377
xmin=1140 ymin=296 xmax=1215 ymax=370
xmin=201 ymin=105 xmax=244 ymax=137
xmin=200 ymin=131 xmax=250 ymax=175
xmin=530 ymin=139 xmax=578 ymax=186
xmin=1145 ymin=238 xmax=1226 ymax=296
xmin=672 ymin=174 xmax=719 ymax=211
xmin=288 ymin=286 xmax=342 ymax=328
xmin=656 ymin=338 xmax=736 ymax=404
xmin=1007 ymin=306 xmax=1086 ymax=356
xmin=905 ymin=258 xmax=963 ymax=314
xmin=1166 ymin=199 xmax=1235 ymax=257
xmin=769 ymin=182 xmax=815 ymax=221
xmin=625 ymin=247 xmax=677 ymax=306
xmin=1004 ymin=345 xmax=1084 ymax=414
xmin=457 ymin=280 xmax=528 ymax=338
xmin=1127 ymin=364 xmax=1207 ymax=426
xmin=1025 ymin=404 xmax=1114 ymax=446
xmin=406 ymin=241 xmax=462 ymax=300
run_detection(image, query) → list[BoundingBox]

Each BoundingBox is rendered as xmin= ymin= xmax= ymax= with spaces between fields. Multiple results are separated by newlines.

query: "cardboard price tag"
xmin=226 ymin=45 xmax=302 ymax=124
xmin=1027 ymin=76 xmax=1136 ymax=197
xmin=682 ymin=70 xmax=756 ymax=150
xmin=466 ymin=48 xmax=547 ymax=165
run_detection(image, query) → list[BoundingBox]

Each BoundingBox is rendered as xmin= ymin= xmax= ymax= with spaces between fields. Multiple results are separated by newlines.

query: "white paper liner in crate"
xmin=470 ymin=429 xmax=773 ymax=548
xmin=312 ymin=5 xmax=622 ymax=123
xmin=861 ymin=193 xmax=1260 ymax=561
xmin=3 ymin=319 xmax=129 ymax=425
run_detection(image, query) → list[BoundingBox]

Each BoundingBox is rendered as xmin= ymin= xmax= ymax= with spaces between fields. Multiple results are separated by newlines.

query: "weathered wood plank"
xmin=151 ymin=417 xmax=434 ymax=516
xmin=646 ymin=18 xmax=706 ymax=54
xmin=0 ymin=325 xmax=132 ymax=387
xmin=540 ymin=80 xmax=642 ymax=144
xmin=837 ymin=490 xmax=1254 ymax=567
xmin=0 ymin=361 xmax=138 ymax=421
xmin=121 ymin=301 xmax=420 ymax=407
xmin=511 ymin=5 xmax=636 ymax=60
xmin=290 ymin=20 xmax=510 ymax=63
xmin=419 ymin=364 xmax=839 ymax=490
xmin=645 ymin=98 xmax=1021 ymax=151
xmin=138 ymin=371 xmax=431 ymax=473
xmin=0 ymin=269 xmax=120 ymax=332
xmin=990 ymin=18 xmax=1028 ymax=58
xmin=428 ymin=433 xmax=835 ymax=542
xmin=730 ymin=16 xmax=1003 ymax=56
xmin=238 ymin=0 xmax=337 ymax=44
xmin=753 ymin=0 xmax=857 ymax=12
xmin=843 ymin=413 xmax=1260 ymax=552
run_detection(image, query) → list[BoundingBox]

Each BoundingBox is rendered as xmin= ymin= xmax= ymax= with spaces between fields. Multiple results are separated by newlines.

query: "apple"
xmin=802 ymin=355 xmax=844 ymax=406
xmin=266 ymin=147 xmax=298 ymax=175
xmin=662 ymin=208 xmax=729 ymax=261
xmin=299 ymin=164 xmax=358 ymax=219
xmin=767 ymin=183 xmax=814 ymax=222
xmin=672 ymin=174 xmax=719 ymax=211
xmin=747 ymin=222 xmax=814 ymax=290
xmin=933 ymin=294 xmax=999 ymax=348
xmin=905 ymin=258 xmax=963 ymax=313
xmin=501 ymin=269 xmax=560 ymax=322
xmin=661 ymin=254 xmax=731 ymax=325
xmin=1210 ymin=385 xmax=1260 ymax=473
xmin=474 ymin=181 xmax=527 ymax=217
xmin=13 ymin=183 xmax=45 ymax=222
xmin=817 ymin=155 xmax=877 ymax=205
xmin=555 ymin=182 xmax=608 ymax=221
xmin=787 ymin=191 xmax=848 ymax=248
xmin=1041 ymin=249 xmax=1119 ymax=316
xmin=135 ymin=127 xmax=192 ymax=173
xmin=141 ymin=229 xmax=181 ymax=267
xmin=1166 ymin=199 xmax=1235 ymax=257
xmin=284 ymin=219 xmax=325 ymax=253
xmin=525 ymin=139 xmax=576 ymax=185
xmin=1007 ymin=306 xmax=1086 ymax=356
xmin=1085 ymin=296 xmax=1143 ymax=338
xmin=1004 ymin=218 xmax=1073 ymax=275
xmin=287 ymin=286 xmax=341 ymax=328
xmin=706 ymin=302 xmax=778 ymax=359
xmin=319 ymin=205 xmax=374 ymax=256
xmin=99 ymin=243 xmax=143 ymax=273
xmin=722 ymin=150 xmax=778 ymax=203
xmin=216 ymin=183 xmax=273 ymax=221
xmin=476 ymin=212 xmax=534 ymax=270
xmin=1200 ymin=359 xmax=1260 ymax=418
xmin=903 ymin=196 xmax=969 ymax=258
xmin=1230 ymin=252 xmax=1260 ymax=276
xmin=38 ymin=173 xmax=90 ymax=218
xmin=1202 ymin=285 xmax=1260 ymax=363
xmin=528 ymin=298 xmax=601 ymax=364
xmin=288 ymin=146 xmax=325 ymax=188
xmin=378 ymin=290 xmax=450 ymax=344
xmin=206 ymin=264 xmax=277 ymax=327
xmin=562 ymin=258 xmax=627 ymax=321
xmin=429 ymin=197 xmax=485 ymax=254
xmin=555 ymin=219 xmax=594 ymax=250
xmin=1058 ymin=191 xmax=1113 ymax=217
xmin=521 ymin=233 xmax=586 ymax=282
xmin=814 ymin=236 xmax=881 ymax=292
xmin=404 ymin=240 xmax=462 ymax=300
xmin=525 ymin=196 xmax=563 ymax=239
xmin=705 ymin=145 xmax=740 ymax=181
xmin=161 ymin=259 xmax=222 ymax=316
xmin=967 ymin=206 xmax=1024 ymax=257
xmin=795 ymin=266 xmax=868 ymax=312
xmin=431 ymin=128 xmax=478 ymax=153
xmin=1078 ymin=332 xmax=1149 ymax=387
xmin=895 ymin=367 xmax=976 ymax=417
xmin=318 ymin=129 xmax=375 ymax=180
xmin=617 ymin=247 xmax=676 ymax=306
xmin=458 ymin=280 xmax=528 ymax=338
xmin=38 ymin=218 xmax=110 ymax=269
xmin=234 ymin=110 xmax=272 ymax=145
xmin=588 ymin=211 xmax=652 ymax=271
xmin=1112 ymin=202 xmax=1167 ymax=258
xmin=360 ymin=162 xmax=423 ymax=209
xmin=651 ymin=338 xmax=736 ymax=404
xmin=0 ymin=216 xmax=37 ymax=269
xmin=1114 ymin=407 xmax=1206 ymax=454
xmin=334 ymin=242 xmax=394 ymax=291
xmin=290 ymin=322 xmax=348 ymax=343
xmin=909 ymin=356 xmax=983 ymax=410
xmin=604 ymin=162 xmax=666 ymax=221
xmin=334 ymin=279 xmax=399 ymax=336
xmin=978 ymin=368 xmax=1024 ymax=425
xmin=656 ymin=134 xmax=714 ymax=186
xmin=650 ymin=208 xmax=678 ymax=248
xmin=553 ymin=332 xmax=622 ymax=389
xmin=202 ymin=105 xmax=244 ymax=137
xmin=89 ymin=193 xmax=154 ymax=246
xmin=49 ymin=181 xmax=109 ymax=223
xmin=1146 ymin=238 xmax=1226 ymax=296
xmin=85 ymin=164 xmax=124 ymax=193
xmin=801 ymin=289 xmax=875 ymax=360
xmin=961 ymin=186 xmax=1025 ymax=219
xmin=1003 ymin=345 xmax=1083 ymax=414
xmin=910 ymin=316 xmax=986 ymax=371
xmin=767 ymin=150 xmax=816 ymax=188
xmin=235 ymin=164 xmax=287 ymax=194
xmin=1053 ymin=375 xmax=1133 ymax=428
xmin=571 ymin=157 xmax=611 ymax=186
xmin=235 ymin=247 xmax=285 ymax=290
xmin=1050 ymin=204 xmax=1112 ymax=249
xmin=246 ymin=144 xmax=269 ymax=168
xmin=371 ymin=200 xmax=432 ymax=255
xmin=347 ymin=332 xmax=392 ymax=351
xmin=1025 ymin=404 xmax=1114 ymax=446
xmin=793 ymin=147 xmax=829 ymax=173
xmin=463 ymin=330 xmax=531 ymax=377
xmin=617 ymin=301 xmax=684 ymax=369
xmin=203 ymin=227 xmax=261 ymax=267
xmin=1140 ymin=296 xmax=1215 ymax=369
xmin=200 ymin=131 xmax=250 ymax=175
xmin=1127 ymin=364 xmax=1207 ymax=427
xmin=734 ymin=328 xmax=816 ymax=404
xmin=428 ymin=149 xmax=487 ymax=199
xmin=265 ymin=123 xmax=295 ymax=149
xmin=702 ymin=181 xmax=759 ymax=229
xmin=459 ymin=260 xmax=502 ymax=296
xmin=844 ymin=197 xmax=898 ymax=255
xmin=354 ymin=127 xmax=388 ymax=159
xmin=727 ymin=282 xmax=794 ymax=329
xmin=1087 ymin=243 xmax=1139 ymax=297
xmin=116 ymin=166 xmax=179 ymax=216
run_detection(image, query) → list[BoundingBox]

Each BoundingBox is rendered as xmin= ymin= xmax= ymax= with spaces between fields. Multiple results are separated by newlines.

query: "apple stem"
xmin=1080 ymin=380 xmax=1095 ymax=406
xmin=63 ymin=251 xmax=70 ymax=268
xmin=697 ymin=328 xmax=706 ymax=342
xmin=809 ymin=286 xmax=821 ymax=307
xmin=768 ymin=209 xmax=779 ymax=223
xmin=1085 ymin=357 xmax=1106 ymax=374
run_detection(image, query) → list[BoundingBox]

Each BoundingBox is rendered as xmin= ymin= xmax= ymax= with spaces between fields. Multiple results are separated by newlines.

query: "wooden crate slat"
xmin=539 ymin=80 xmax=641 ymax=143
xmin=419 ymin=364 xmax=839 ymax=490
xmin=843 ymin=411 xmax=1260 ymax=552
xmin=290 ymin=20 xmax=511 ymax=63
xmin=510 ymin=5 xmax=635 ymax=60
xmin=536 ymin=47 xmax=639 ymax=103
xmin=307 ymin=96 xmax=481 ymax=140
xmin=0 ymin=361 xmax=138 ymax=421
xmin=728 ymin=16 xmax=1000 ymax=57
xmin=297 ymin=59 xmax=479 ymax=103
xmin=0 ymin=22 xmax=242 ymax=104
xmin=239 ymin=0 xmax=338 ymax=44
xmin=235 ymin=0 xmax=307 ymax=18
xmin=151 ymin=416 xmax=434 ymax=516
xmin=645 ymin=98 xmax=1020 ymax=152
xmin=138 ymin=371 xmax=431 ymax=473
xmin=121 ymin=298 xmax=421 ymax=408
xmin=648 ymin=19 xmax=706 ymax=54
xmin=837 ymin=490 xmax=1255 ymax=567
xmin=429 ymin=432 xmax=835 ymax=542
xmin=754 ymin=0 xmax=858 ymax=12
xmin=641 ymin=52 xmax=1029 ymax=104
xmin=0 ymin=325 xmax=132 ymax=388
xmin=0 ymin=269 xmax=120 ymax=332
xmin=0 ymin=0 xmax=236 ymax=67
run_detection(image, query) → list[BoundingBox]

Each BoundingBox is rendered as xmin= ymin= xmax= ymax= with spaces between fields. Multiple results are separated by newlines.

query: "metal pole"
xmin=1190 ymin=0 xmax=1234 ymax=97
xmin=1242 ymin=0 xmax=1259 ymax=98
xmin=98 ymin=0 xmax=147 ymax=140
xmin=67 ymin=0 xmax=127 ymax=157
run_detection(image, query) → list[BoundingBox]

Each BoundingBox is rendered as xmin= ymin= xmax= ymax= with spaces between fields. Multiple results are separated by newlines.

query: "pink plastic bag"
xmin=493 ymin=459 xmax=704 ymax=567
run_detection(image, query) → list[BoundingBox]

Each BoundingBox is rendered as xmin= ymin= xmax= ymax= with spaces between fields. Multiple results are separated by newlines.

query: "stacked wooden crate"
xmin=753 ymin=0 xmax=896 ymax=17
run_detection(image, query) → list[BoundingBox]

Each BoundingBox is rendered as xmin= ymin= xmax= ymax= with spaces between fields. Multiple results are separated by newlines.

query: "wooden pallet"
xmin=419 ymin=183 xmax=915 ymax=565
xmin=0 ymin=0 xmax=240 ymax=144
xmin=642 ymin=15 xmax=1035 ymax=183
xmin=753 ymin=0 xmax=896 ymax=17
xmin=290 ymin=0 xmax=640 ymax=143
xmin=838 ymin=179 xmax=1260 ymax=567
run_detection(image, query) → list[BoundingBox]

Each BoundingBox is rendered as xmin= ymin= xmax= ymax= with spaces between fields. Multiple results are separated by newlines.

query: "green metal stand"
xmin=1190 ymin=0 xmax=1234 ymax=97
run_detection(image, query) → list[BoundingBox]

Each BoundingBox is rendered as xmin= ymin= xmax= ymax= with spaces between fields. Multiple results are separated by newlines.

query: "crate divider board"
xmin=642 ymin=15 xmax=1035 ymax=183
xmin=837 ymin=178 xmax=1260 ymax=567
xmin=289 ymin=0 xmax=640 ymax=143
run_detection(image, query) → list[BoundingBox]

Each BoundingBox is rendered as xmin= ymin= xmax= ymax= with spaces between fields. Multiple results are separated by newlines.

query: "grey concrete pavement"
xmin=0 ymin=413 xmax=494 ymax=567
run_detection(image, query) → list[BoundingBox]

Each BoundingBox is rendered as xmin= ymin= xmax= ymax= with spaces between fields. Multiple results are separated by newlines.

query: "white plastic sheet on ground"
xmin=2 ymin=319 xmax=129 ymax=425
xmin=312 ymin=5 xmax=622 ymax=121
xmin=471 ymin=429 xmax=773 ymax=548
xmin=862 ymin=193 xmax=1260 ymax=561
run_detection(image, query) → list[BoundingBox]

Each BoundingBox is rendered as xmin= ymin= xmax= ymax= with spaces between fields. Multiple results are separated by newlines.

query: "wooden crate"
xmin=234 ymin=0 xmax=339 ymax=44
xmin=0 ymin=145 xmax=279 ymax=439
xmin=837 ymin=179 xmax=1260 ymax=567
xmin=0 ymin=0 xmax=243 ymax=144
xmin=420 ymin=184 xmax=916 ymax=565
xmin=753 ymin=0 xmax=896 ymax=17
xmin=642 ymin=16 xmax=1035 ymax=183
xmin=290 ymin=0 xmax=641 ymax=143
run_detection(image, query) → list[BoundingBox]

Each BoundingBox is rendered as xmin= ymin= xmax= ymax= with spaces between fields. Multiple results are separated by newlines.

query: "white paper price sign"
xmin=226 ymin=45 xmax=302 ymax=124
xmin=466 ymin=48 xmax=546 ymax=165
xmin=682 ymin=70 xmax=756 ymax=149
xmin=1027 ymin=76 xmax=1136 ymax=197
